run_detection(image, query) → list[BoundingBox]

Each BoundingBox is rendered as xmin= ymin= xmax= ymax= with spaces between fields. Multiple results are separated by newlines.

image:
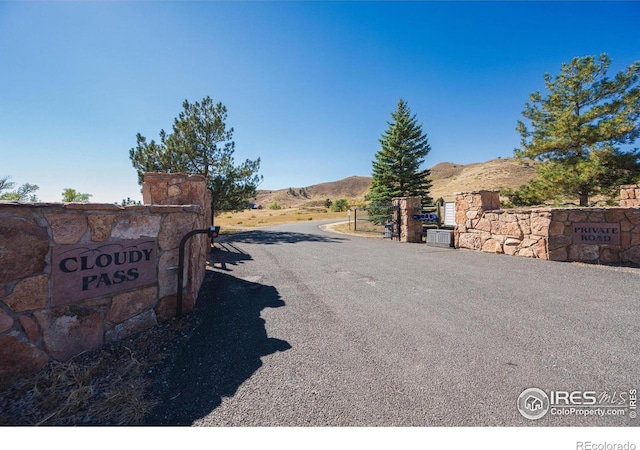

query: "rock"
xmin=567 ymin=210 xmax=588 ymax=222
xmin=605 ymin=209 xmax=627 ymax=223
xmin=110 ymin=215 xmax=162 ymax=239
xmin=568 ymin=245 xmax=599 ymax=262
xmin=3 ymin=275 xmax=48 ymax=312
xmin=552 ymin=210 xmax=569 ymax=222
xmin=532 ymin=240 xmax=548 ymax=259
xmin=530 ymin=216 xmax=551 ymax=236
xmin=87 ymin=214 xmax=116 ymax=242
xmin=621 ymin=246 xmax=640 ymax=266
xmin=549 ymin=220 xmax=566 ymax=235
xmin=455 ymin=211 xmax=469 ymax=226
xmin=495 ymin=222 xmax=523 ymax=239
xmin=503 ymin=238 xmax=521 ymax=256
xmin=599 ymin=248 xmax=620 ymax=264
xmin=155 ymin=295 xmax=177 ymax=322
xmin=498 ymin=212 xmax=518 ymax=223
xmin=589 ymin=211 xmax=606 ymax=222
xmin=458 ymin=233 xmax=480 ymax=250
xmin=518 ymin=218 xmax=532 ymax=235
xmin=167 ymin=184 xmax=181 ymax=198
xmin=621 ymin=221 xmax=635 ymax=232
xmin=105 ymin=309 xmax=157 ymax=343
xmin=34 ymin=305 xmax=104 ymax=361
xmin=626 ymin=210 xmax=640 ymax=225
xmin=482 ymin=239 xmax=503 ymax=254
xmin=107 ymin=286 xmax=157 ymax=324
xmin=0 ymin=309 xmax=14 ymax=333
xmin=158 ymin=213 xmax=198 ymax=250
xmin=548 ymin=234 xmax=571 ymax=251
xmin=18 ymin=316 xmax=40 ymax=341
xmin=46 ymin=213 xmax=88 ymax=244
xmin=518 ymin=247 xmax=535 ymax=258
xmin=474 ymin=218 xmax=492 ymax=232
xmin=548 ymin=247 xmax=568 ymax=261
xmin=0 ymin=335 xmax=49 ymax=377
xmin=504 ymin=238 xmax=521 ymax=246
xmin=143 ymin=173 xmax=207 ymax=208
xmin=0 ymin=217 xmax=49 ymax=284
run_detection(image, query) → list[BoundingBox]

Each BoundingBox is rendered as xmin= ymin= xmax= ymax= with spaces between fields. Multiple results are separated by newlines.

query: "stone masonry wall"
xmin=142 ymin=173 xmax=211 ymax=304
xmin=454 ymin=190 xmax=640 ymax=266
xmin=0 ymin=173 xmax=209 ymax=379
xmin=392 ymin=196 xmax=422 ymax=243
xmin=620 ymin=185 xmax=640 ymax=207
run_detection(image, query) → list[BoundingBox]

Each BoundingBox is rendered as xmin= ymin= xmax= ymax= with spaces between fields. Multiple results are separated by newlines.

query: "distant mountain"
xmin=254 ymin=158 xmax=536 ymax=207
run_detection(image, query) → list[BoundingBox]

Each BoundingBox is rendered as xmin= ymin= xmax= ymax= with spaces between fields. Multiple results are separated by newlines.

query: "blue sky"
xmin=1 ymin=1 xmax=639 ymax=203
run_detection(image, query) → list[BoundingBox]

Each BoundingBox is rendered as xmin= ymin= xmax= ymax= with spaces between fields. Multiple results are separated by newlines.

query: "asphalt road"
xmin=151 ymin=220 xmax=640 ymax=426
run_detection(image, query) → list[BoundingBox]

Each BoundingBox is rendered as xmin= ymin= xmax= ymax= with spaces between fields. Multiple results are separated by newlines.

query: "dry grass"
xmin=429 ymin=158 xmax=537 ymax=201
xmin=330 ymin=220 xmax=386 ymax=238
xmin=0 ymin=315 xmax=197 ymax=426
xmin=255 ymin=176 xmax=372 ymax=209
xmin=215 ymin=207 xmax=348 ymax=231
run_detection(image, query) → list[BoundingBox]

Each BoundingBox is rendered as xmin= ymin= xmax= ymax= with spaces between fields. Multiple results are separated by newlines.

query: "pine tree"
xmin=513 ymin=54 xmax=640 ymax=207
xmin=368 ymin=99 xmax=432 ymax=223
xmin=129 ymin=97 xmax=262 ymax=214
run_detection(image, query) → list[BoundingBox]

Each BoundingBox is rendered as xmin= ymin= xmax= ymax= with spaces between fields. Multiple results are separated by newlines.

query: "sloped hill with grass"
xmin=253 ymin=158 xmax=536 ymax=208
xmin=429 ymin=157 xmax=537 ymax=201
xmin=255 ymin=176 xmax=373 ymax=209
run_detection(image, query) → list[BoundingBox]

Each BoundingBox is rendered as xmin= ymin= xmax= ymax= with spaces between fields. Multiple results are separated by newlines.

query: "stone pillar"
xmin=142 ymin=173 xmax=209 ymax=315
xmin=620 ymin=185 xmax=640 ymax=207
xmin=453 ymin=190 xmax=500 ymax=248
xmin=143 ymin=173 xmax=208 ymax=210
xmin=392 ymin=196 xmax=422 ymax=243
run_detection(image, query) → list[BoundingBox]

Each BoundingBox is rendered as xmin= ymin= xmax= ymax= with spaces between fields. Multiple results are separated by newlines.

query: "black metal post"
xmin=354 ymin=208 xmax=357 ymax=232
xmin=176 ymin=226 xmax=218 ymax=317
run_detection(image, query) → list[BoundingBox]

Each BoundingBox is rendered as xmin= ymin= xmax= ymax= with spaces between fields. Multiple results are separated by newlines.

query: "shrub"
xmin=331 ymin=198 xmax=349 ymax=212
xmin=269 ymin=201 xmax=282 ymax=210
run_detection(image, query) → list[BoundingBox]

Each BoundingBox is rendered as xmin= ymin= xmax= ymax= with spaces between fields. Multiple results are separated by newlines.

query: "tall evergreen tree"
xmin=512 ymin=54 xmax=640 ymax=206
xmin=368 ymin=99 xmax=432 ymax=223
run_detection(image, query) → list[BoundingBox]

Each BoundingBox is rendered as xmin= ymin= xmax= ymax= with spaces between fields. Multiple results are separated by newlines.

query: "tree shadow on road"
xmin=222 ymin=230 xmax=346 ymax=245
xmin=209 ymin=241 xmax=253 ymax=271
xmin=146 ymin=269 xmax=291 ymax=425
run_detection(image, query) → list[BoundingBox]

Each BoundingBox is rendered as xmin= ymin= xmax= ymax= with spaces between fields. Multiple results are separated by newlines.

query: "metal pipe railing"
xmin=176 ymin=226 xmax=219 ymax=316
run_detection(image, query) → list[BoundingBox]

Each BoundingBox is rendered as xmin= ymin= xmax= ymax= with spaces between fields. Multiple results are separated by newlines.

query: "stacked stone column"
xmin=142 ymin=173 xmax=210 ymax=315
xmin=392 ymin=196 xmax=423 ymax=243
xmin=620 ymin=185 xmax=640 ymax=207
xmin=453 ymin=190 xmax=501 ymax=248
